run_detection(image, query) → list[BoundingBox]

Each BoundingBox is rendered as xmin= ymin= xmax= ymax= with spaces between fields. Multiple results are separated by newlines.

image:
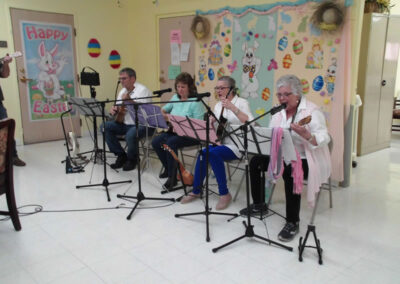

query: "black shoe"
xmin=278 ymin=222 xmax=299 ymax=242
xmin=163 ymin=177 xmax=177 ymax=190
xmin=159 ymin=168 xmax=168 ymax=178
xmin=123 ymin=159 xmax=137 ymax=171
xmin=110 ymin=154 xmax=127 ymax=169
xmin=13 ymin=157 xmax=26 ymax=167
xmin=239 ymin=203 xmax=269 ymax=216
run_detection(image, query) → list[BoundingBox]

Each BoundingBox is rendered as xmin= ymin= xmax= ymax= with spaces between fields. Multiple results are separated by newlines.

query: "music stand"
xmin=117 ymin=102 xmax=175 ymax=220
xmin=212 ymin=108 xmax=295 ymax=253
xmin=70 ymin=97 xmax=132 ymax=201
xmin=171 ymin=112 xmax=238 ymax=242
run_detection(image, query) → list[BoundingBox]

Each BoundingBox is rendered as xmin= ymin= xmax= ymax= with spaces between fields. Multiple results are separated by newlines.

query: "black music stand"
xmin=117 ymin=102 xmax=175 ymax=220
xmin=212 ymin=106 xmax=294 ymax=253
xmin=173 ymin=107 xmax=238 ymax=242
xmin=71 ymin=97 xmax=132 ymax=201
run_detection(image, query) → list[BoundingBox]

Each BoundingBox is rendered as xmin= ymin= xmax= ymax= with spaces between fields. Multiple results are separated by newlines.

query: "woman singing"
xmin=181 ymin=76 xmax=254 ymax=210
xmin=152 ymin=72 xmax=205 ymax=190
xmin=244 ymin=74 xmax=331 ymax=242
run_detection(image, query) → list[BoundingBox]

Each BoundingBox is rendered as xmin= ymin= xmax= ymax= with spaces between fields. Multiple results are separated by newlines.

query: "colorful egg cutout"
xmin=217 ymin=67 xmax=225 ymax=79
xmin=312 ymin=75 xmax=324 ymax=91
xmin=262 ymin=88 xmax=270 ymax=101
xmin=109 ymin=50 xmax=121 ymax=69
xmin=282 ymin=54 xmax=292 ymax=69
xmin=301 ymin=79 xmax=309 ymax=94
xmin=88 ymin=38 xmax=101 ymax=57
xmin=293 ymin=40 xmax=303 ymax=55
xmin=224 ymin=44 xmax=231 ymax=57
xmin=278 ymin=36 xmax=288 ymax=51
xmin=208 ymin=68 xmax=215 ymax=81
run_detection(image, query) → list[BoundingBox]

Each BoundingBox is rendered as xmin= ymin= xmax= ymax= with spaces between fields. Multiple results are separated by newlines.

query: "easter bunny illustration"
xmin=241 ymin=40 xmax=261 ymax=98
xmin=36 ymin=41 xmax=67 ymax=102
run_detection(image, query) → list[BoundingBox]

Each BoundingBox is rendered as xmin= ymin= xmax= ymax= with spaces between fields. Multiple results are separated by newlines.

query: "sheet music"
xmin=68 ymin=97 xmax=110 ymax=118
xmin=230 ymin=125 xmax=296 ymax=163
xmin=126 ymin=104 xmax=169 ymax=129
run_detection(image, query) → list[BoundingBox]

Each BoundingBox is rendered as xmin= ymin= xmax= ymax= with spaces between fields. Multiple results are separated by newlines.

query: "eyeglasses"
xmin=214 ymin=87 xmax=230 ymax=91
xmin=119 ymin=77 xmax=129 ymax=81
xmin=276 ymin=92 xmax=293 ymax=98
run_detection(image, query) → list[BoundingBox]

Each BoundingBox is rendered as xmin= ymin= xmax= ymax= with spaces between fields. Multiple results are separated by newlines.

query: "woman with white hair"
xmin=243 ymin=74 xmax=331 ymax=242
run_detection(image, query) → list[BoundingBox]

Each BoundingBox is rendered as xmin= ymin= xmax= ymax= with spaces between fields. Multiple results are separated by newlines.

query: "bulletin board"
xmin=158 ymin=14 xmax=196 ymax=103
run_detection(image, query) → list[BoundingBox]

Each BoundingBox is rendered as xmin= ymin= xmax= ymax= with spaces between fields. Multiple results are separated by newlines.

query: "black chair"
xmin=392 ymin=99 xmax=400 ymax=132
xmin=0 ymin=119 xmax=21 ymax=231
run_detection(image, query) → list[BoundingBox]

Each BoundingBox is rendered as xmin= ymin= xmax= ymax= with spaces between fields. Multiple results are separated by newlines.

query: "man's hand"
xmin=110 ymin=105 xmax=118 ymax=116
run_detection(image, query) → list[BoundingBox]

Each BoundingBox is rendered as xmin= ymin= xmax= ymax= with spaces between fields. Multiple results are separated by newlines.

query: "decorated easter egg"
xmin=301 ymin=79 xmax=309 ymax=94
xmin=293 ymin=40 xmax=303 ymax=55
xmin=255 ymin=108 xmax=266 ymax=116
xmin=312 ymin=75 xmax=324 ymax=91
xmin=88 ymin=38 xmax=101 ymax=57
xmin=32 ymin=93 xmax=43 ymax=100
xmin=217 ymin=67 xmax=225 ymax=79
xmin=224 ymin=44 xmax=231 ymax=57
xmin=261 ymin=88 xmax=270 ymax=101
xmin=109 ymin=50 xmax=121 ymax=69
xmin=282 ymin=54 xmax=292 ymax=69
xmin=278 ymin=36 xmax=288 ymax=51
xmin=208 ymin=68 xmax=215 ymax=80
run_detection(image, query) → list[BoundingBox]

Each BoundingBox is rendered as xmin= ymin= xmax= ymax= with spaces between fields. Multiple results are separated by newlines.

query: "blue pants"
xmin=151 ymin=132 xmax=199 ymax=179
xmin=0 ymin=102 xmax=17 ymax=157
xmin=102 ymin=120 xmax=153 ymax=161
xmin=192 ymin=145 xmax=238 ymax=196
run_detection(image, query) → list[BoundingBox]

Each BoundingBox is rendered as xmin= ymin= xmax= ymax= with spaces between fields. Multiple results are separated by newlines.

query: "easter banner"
xmin=196 ymin=1 xmax=344 ymax=127
xmin=20 ymin=21 xmax=77 ymax=121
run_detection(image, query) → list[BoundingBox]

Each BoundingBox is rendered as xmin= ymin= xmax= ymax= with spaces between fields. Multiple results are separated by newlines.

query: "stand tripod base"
xmin=175 ymin=209 xmax=238 ymax=242
xmin=212 ymin=220 xmax=293 ymax=253
xmin=117 ymin=192 xmax=175 ymax=220
xmin=77 ymin=178 xmax=132 ymax=202
xmin=298 ymin=224 xmax=323 ymax=264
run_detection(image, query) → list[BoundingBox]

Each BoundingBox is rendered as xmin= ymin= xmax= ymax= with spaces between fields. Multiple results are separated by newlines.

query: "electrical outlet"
xmin=0 ymin=41 xmax=8 ymax=48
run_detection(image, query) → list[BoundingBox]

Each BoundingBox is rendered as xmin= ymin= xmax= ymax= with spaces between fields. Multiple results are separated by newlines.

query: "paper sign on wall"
xmin=180 ymin=42 xmax=190 ymax=62
xmin=170 ymin=29 xmax=182 ymax=44
xmin=168 ymin=65 xmax=181 ymax=79
xmin=171 ymin=42 xmax=180 ymax=65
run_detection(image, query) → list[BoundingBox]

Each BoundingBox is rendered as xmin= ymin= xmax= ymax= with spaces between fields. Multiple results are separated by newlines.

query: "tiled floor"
xmin=1 ymin=132 xmax=400 ymax=283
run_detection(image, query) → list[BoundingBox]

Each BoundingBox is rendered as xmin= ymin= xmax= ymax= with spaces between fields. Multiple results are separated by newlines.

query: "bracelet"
xmin=234 ymin=108 xmax=240 ymax=115
xmin=308 ymin=135 xmax=314 ymax=142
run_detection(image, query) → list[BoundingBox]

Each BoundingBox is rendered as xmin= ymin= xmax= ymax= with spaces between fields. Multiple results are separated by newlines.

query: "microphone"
xmin=271 ymin=103 xmax=287 ymax=115
xmin=196 ymin=92 xmax=211 ymax=100
xmin=153 ymin=88 xmax=172 ymax=96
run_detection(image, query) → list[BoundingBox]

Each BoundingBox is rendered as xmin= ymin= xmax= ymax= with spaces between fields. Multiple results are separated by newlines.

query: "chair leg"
xmin=226 ymin=163 xmax=232 ymax=181
xmin=5 ymin=190 xmax=21 ymax=231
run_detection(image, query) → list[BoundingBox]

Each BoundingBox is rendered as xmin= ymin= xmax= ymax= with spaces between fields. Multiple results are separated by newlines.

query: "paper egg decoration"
xmin=109 ymin=50 xmax=121 ymax=69
xmin=293 ymin=40 xmax=303 ymax=55
xmin=208 ymin=68 xmax=215 ymax=80
xmin=262 ymin=88 xmax=270 ymax=101
xmin=312 ymin=75 xmax=324 ymax=91
xmin=224 ymin=44 xmax=231 ymax=57
xmin=88 ymin=38 xmax=101 ymax=57
xmin=301 ymin=79 xmax=309 ymax=94
xmin=217 ymin=67 xmax=225 ymax=79
xmin=278 ymin=36 xmax=288 ymax=51
xmin=282 ymin=54 xmax=292 ymax=69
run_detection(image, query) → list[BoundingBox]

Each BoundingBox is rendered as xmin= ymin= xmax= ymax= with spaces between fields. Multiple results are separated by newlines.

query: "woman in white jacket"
xmin=245 ymin=74 xmax=331 ymax=242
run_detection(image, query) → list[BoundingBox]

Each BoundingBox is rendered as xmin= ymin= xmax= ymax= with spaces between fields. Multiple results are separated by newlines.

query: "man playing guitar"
xmin=103 ymin=67 xmax=153 ymax=171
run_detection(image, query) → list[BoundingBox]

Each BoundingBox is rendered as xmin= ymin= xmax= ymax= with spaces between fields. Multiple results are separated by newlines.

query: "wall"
xmin=391 ymin=5 xmax=400 ymax=98
xmin=1 ymin=0 xmax=365 ymax=146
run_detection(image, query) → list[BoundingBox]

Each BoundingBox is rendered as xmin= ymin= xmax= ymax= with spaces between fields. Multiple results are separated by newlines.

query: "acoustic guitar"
xmin=162 ymin=144 xmax=194 ymax=186
xmin=297 ymin=115 xmax=312 ymax=126
xmin=64 ymin=101 xmax=80 ymax=158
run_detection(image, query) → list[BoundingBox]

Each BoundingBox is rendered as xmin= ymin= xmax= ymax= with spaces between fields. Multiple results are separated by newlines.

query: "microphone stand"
xmin=174 ymin=97 xmax=238 ymax=242
xmin=115 ymin=96 xmax=200 ymax=220
xmin=212 ymin=104 xmax=293 ymax=253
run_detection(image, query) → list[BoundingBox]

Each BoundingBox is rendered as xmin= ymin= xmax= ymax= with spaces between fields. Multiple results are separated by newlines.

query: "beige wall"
xmin=0 ymin=0 xmax=365 ymax=144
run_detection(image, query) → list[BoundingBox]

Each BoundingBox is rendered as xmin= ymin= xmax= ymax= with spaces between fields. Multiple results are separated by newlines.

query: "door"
xmin=158 ymin=15 xmax=195 ymax=104
xmin=10 ymin=8 xmax=80 ymax=144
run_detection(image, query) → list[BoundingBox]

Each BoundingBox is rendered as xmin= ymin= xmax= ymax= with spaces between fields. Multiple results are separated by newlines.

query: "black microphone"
xmin=196 ymin=92 xmax=211 ymax=100
xmin=153 ymin=88 xmax=172 ymax=96
xmin=271 ymin=103 xmax=287 ymax=115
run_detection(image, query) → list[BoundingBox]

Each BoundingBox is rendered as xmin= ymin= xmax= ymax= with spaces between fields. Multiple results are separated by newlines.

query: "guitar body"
xmin=216 ymin=116 xmax=228 ymax=141
xmin=68 ymin=131 xmax=80 ymax=158
xmin=115 ymin=105 xmax=126 ymax=123
xmin=162 ymin=144 xmax=194 ymax=186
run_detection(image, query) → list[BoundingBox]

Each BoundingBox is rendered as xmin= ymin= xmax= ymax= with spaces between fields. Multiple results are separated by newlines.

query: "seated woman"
xmin=244 ymin=74 xmax=331 ymax=242
xmin=181 ymin=76 xmax=254 ymax=210
xmin=152 ymin=72 xmax=205 ymax=189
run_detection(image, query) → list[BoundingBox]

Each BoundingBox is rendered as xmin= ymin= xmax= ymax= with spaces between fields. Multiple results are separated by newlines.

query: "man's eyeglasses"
xmin=119 ymin=77 xmax=129 ymax=81
xmin=276 ymin=92 xmax=293 ymax=98
xmin=214 ymin=86 xmax=230 ymax=91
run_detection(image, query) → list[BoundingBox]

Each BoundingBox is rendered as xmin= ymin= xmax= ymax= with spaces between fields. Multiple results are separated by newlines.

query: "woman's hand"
xmin=290 ymin=123 xmax=316 ymax=145
xmin=221 ymin=97 xmax=235 ymax=111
